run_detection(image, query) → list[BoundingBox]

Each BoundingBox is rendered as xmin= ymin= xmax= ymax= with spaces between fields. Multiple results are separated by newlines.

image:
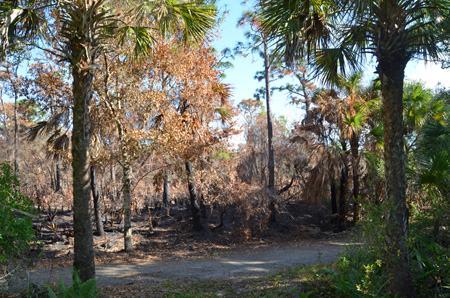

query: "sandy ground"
xmin=3 ymin=238 xmax=350 ymax=293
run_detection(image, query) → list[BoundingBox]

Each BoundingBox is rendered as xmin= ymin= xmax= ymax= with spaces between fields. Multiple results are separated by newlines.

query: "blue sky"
xmin=3 ymin=1 xmax=450 ymax=127
xmin=212 ymin=1 xmax=450 ymax=126
xmin=212 ymin=1 xmax=304 ymax=124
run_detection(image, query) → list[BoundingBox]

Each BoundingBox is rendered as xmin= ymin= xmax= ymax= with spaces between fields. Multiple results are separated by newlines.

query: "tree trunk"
xmin=331 ymin=178 xmax=337 ymax=214
xmin=122 ymin=158 xmax=132 ymax=252
xmin=110 ymin=163 xmax=117 ymax=201
xmin=71 ymin=67 xmax=95 ymax=282
xmin=13 ymin=85 xmax=18 ymax=176
xmin=380 ymin=59 xmax=415 ymax=296
xmin=55 ymin=157 xmax=61 ymax=193
xmin=350 ymin=134 xmax=360 ymax=223
xmin=163 ymin=169 xmax=171 ymax=207
xmin=90 ymin=165 xmax=105 ymax=237
xmin=299 ymin=72 xmax=312 ymax=124
xmin=117 ymin=120 xmax=133 ymax=252
xmin=338 ymin=167 xmax=348 ymax=230
xmin=185 ymin=161 xmax=203 ymax=231
xmin=263 ymin=36 xmax=276 ymax=223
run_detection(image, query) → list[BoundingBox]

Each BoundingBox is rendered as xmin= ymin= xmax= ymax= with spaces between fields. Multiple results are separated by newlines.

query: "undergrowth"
xmin=100 ymin=265 xmax=337 ymax=297
xmin=332 ymin=201 xmax=450 ymax=297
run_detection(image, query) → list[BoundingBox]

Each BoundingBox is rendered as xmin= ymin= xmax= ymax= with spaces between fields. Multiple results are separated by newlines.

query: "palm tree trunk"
xmin=380 ymin=60 xmax=414 ymax=296
xmin=338 ymin=166 xmax=348 ymax=230
xmin=331 ymin=178 xmax=337 ymax=214
xmin=71 ymin=67 xmax=95 ymax=282
xmin=90 ymin=165 xmax=105 ymax=237
xmin=350 ymin=134 xmax=360 ymax=223
xmin=185 ymin=161 xmax=203 ymax=231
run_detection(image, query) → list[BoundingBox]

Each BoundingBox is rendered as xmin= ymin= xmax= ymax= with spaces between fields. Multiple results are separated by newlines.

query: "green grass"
xmin=100 ymin=264 xmax=337 ymax=298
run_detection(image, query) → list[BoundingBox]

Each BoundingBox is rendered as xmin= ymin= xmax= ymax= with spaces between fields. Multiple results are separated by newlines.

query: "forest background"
xmin=0 ymin=0 xmax=450 ymax=297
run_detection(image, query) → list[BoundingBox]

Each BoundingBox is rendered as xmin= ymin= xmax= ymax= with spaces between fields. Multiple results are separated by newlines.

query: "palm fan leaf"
xmin=118 ymin=26 xmax=156 ymax=56
xmin=260 ymin=0 xmax=335 ymax=65
xmin=47 ymin=133 xmax=70 ymax=159
xmin=0 ymin=2 xmax=47 ymax=51
xmin=27 ymin=121 xmax=48 ymax=141
xmin=124 ymin=0 xmax=216 ymax=56
xmin=368 ymin=124 xmax=384 ymax=147
xmin=214 ymin=107 xmax=233 ymax=123
xmin=312 ymin=45 xmax=361 ymax=86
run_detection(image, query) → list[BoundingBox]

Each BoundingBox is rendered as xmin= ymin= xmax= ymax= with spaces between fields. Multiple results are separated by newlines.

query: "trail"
xmin=4 ymin=239 xmax=350 ymax=292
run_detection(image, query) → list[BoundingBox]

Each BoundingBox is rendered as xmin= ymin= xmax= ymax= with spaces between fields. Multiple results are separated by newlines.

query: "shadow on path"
xmin=4 ymin=239 xmax=352 ymax=292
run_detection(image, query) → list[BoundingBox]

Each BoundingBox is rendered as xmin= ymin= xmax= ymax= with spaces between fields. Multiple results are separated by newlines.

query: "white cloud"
xmin=405 ymin=61 xmax=450 ymax=89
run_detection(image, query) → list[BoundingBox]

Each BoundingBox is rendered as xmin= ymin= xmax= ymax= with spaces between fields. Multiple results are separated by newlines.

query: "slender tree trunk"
xmin=55 ymin=157 xmax=61 ymax=193
xmin=380 ymin=59 xmax=414 ymax=296
xmin=338 ymin=167 xmax=348 ymax=230
xmin=299 ymin=72 xmax=312 ymax=124
xmin=185 ymin=161 xmax=203 ymax=231
xmin=13 ymin=87 xmax=18 ymax=175
xmin=163 ymin=169 xmax=171 ymax=217
xmin=0 ymin=90 xmax=7 ymax=131
xmin=263 ymin=38 xmax=274 ymax=191
xmin=5 ymin=62 xmax=20 ymax=176
xmin=350 ymin=134 xmax=360 ymax=223
xmin=90 ymin=165 xmax=105 ymax=237
xmin=331 ymin=178 xmax=337 ymax=215
xmin=163 ymin=169 xmax=171 ymax=207
xmin=263 ymin=36 xmax=276 ymax=223
xmin=117 ymin=122 xmax=133 ymax=252
xmin=71 ymin=66 xmax=95 ymax=282
xmin=110 ymin=163 xmax=117 ymax=201
xmin=122 ymin=157 xmax=132 ymax=251
xmin=111 ymin=163 xmax=115 ymax=183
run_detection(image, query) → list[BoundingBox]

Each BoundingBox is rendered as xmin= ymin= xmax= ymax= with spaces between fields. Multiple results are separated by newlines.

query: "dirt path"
xmin=6 ymin=239 xmax=350 ymax=292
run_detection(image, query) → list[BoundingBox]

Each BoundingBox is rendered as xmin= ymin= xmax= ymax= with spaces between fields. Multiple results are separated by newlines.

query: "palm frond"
xmin=0 ymin=0 xmax=49 ymax=51
xmin=418 ymin=151 xmax=450 ymax=189
xmin=27 ymin=121 xmax=47 ymax=141
xmin=369 ymin=124 xmax=384 ymax=147
xmin=47 ymin=133 xmax=70 ymax=159
xmin=118 ymin=26 xmax=156 ymax=56
xmin=122 ymin=0 xmax=216 ymax=56
xmin=171 ymin=1 xmax=217 ymax=42
xmin=312 ymin=45 xmax=362 ymax=86
xmin=260 ymin=0 xmax=335 ymax=66
xmin=214 ymin=107 xmax=233 ymax=124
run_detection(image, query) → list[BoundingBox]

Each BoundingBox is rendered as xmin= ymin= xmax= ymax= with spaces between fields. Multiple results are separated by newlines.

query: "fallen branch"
xmin=1 ymin=203 xmax=40 ymax=219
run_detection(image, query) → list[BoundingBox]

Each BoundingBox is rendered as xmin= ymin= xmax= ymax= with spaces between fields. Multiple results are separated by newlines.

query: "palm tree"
xmin=403 ymin=81 xmax=443 ymax=156
xmin=261 ymin=0 xmax=450 ymax=295
xmin=1 ymin=0 xmax=216 ymax=281
xmin=413 ymin=120 xmax=450 ymax=240
xmin=339 ymin=72 xmax=379 ymax=223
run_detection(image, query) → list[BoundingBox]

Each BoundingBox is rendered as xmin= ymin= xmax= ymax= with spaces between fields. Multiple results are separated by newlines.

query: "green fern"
xmin=46 ymin=269 xmax=100 ymax=298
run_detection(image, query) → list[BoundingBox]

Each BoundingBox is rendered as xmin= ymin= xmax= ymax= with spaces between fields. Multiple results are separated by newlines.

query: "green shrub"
xmin=46 ymin=270 xmax=101 ymax=298
xmin=409 ymin=215 xmax=450 ymax=296
xmin=333 ymin=200 xmax=450 ymax=297
xmin=332 ymin=202 xmax=389 ymax=297
xmin=334 ymin=254 xmax=389 ymax=297
xmin=0 ymin=162 xmax=37 ymax=263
